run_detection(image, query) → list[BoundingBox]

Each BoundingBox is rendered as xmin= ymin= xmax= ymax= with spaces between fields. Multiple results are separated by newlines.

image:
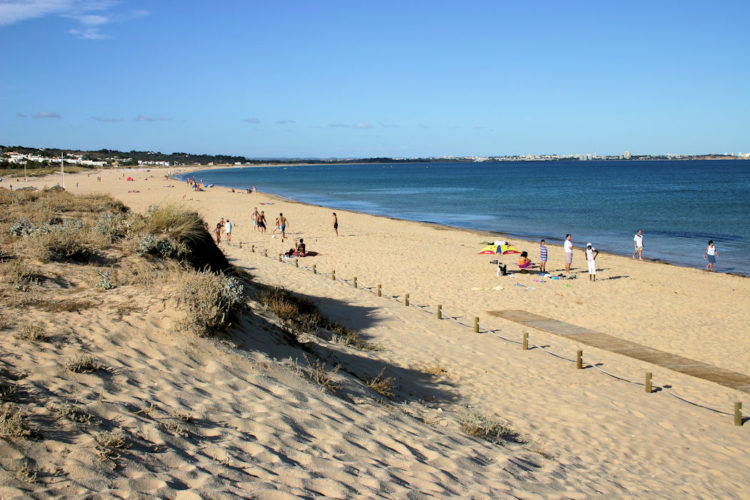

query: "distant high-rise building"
xmin=623 ymin=151 xmax=632 ymax=160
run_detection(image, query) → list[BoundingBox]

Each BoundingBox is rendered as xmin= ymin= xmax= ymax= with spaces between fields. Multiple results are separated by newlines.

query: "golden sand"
xmin=2 ymin=167 xmax=748 ymax=497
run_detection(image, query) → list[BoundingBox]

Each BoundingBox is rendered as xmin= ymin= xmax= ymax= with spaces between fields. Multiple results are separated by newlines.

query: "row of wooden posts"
xmin=248 ymin=242 xmax=745 ymax=427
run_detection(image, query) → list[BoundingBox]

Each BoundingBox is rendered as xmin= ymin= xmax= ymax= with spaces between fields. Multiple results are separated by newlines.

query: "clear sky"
xmin=1 ymin=0 xmax=749 ymax=158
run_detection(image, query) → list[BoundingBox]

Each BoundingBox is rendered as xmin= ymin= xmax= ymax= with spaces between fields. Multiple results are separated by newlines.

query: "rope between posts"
xmin=663 ymin=388 xmax=733 ymax=415
xmin=246 ymin=243 xmax=744 ymax=422
xmin=590 ymin=364 xmax=645 ymax=385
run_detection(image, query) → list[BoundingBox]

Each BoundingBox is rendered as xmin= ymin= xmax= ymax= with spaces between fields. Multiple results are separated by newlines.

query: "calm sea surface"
xmin=178 ymin=160 xmax=750 ymax=275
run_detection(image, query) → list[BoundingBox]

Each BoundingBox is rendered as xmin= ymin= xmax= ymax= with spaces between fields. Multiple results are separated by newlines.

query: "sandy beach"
xmin=1 ymin=167 xmax=748 ymax=498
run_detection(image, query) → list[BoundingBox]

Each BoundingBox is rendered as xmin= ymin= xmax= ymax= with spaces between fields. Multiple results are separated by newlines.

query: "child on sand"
xmin=539 ymin=239 xmax=548 ymax=273
xmin=586 ymin=243 xmax=599 ymax=281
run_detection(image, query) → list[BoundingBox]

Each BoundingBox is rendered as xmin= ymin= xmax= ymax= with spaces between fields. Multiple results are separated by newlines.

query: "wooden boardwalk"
xmin=489 ymin=310 xmax=750 ymax=394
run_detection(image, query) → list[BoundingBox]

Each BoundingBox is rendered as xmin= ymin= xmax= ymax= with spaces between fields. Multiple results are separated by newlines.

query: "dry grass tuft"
xmin=0 ymin=404 xmax=34 ymax=438
xmin=0 ymin=382 xmax=19 ymax=402
xmin=303 ymin=354 xmax=340 ymax=392
xmin=65 ymin=354 xmax=106 ymax=374
xmin=421 ymin=364 xmax=449 ymax=377
xmin=161 ymin=419 xmax=189 ymax=437
xmin=143 ymin=205 xmax=230 ymax=273
xmin=95 ymin=429 xmax=129 ymax=461
xmin=1 ymin=259 xmax=41 ymax=291
xmin=364 ymin=367 xmax=397 ymax=399
xmin=15 ymin=322 xmax=50 ymax=342
xmin=14 ymin=459 xmax=38 ymax=483
xmin=47 ymin=401 xmax=92 ymax=424
xmin=461 ymin=413 xmax=524 ymax=444
xmin=175 ymin=269 xmax=245 ymax=336
xmin=34 ymin=298 xmax=97 ymax=312
xmin=258 ymin=287 xmax=372 ymax=350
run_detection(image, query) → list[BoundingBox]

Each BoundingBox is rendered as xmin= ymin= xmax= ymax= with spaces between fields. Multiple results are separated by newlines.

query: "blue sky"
xmin=1 ymin=1 xmax=749 ymax=158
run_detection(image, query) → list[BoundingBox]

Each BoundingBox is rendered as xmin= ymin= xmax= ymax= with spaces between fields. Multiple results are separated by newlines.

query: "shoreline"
xmin=177 ymin=166 xmax=748 ymax=278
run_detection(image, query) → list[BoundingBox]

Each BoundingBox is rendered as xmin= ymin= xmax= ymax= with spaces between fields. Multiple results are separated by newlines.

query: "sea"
xmin=177 ymin=160 xmax=750 ymax=276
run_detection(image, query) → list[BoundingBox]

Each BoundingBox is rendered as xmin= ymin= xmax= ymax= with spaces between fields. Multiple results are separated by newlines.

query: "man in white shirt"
xmin=633 ymin=229 xmax=643 ymax=260
xmin=564 ymin=234 xmax=573 ymax=275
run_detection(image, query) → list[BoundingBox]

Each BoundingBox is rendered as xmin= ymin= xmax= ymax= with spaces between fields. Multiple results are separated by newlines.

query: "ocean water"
xmin=178 ymin=160 xmax=750 ymax=275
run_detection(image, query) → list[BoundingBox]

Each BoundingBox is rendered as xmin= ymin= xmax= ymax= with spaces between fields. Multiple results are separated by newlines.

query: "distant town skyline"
xmin=1 ymin=1 xmax=749 ymax=158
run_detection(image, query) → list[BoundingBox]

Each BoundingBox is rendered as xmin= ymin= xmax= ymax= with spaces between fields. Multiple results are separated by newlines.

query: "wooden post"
xmin=353 ymin=277 xmax=357 ymax=288
xmin=474 ymin=317 xmax=479 ymax=333
xmin=735 ymin=402 xmax=743 ymax=426
xmin=522 ymin=332 xmax=528 ymax=350
xmin=377 ymin=284 xmax=381 ymax=297
xmin=645 ymin=372 xmax=652 ymax=393
xmin=437 ymin=305 xmax=442 ymax=319
xmin=576 ymin=350 xmax=583 ymax=369
xmin=252 ymin=244 xmax=255 ymax=252
xmin=239 ymin=241 xmax=242 ymax=249
xmin=264 ymin=249 xmax=267 ymax=257
xmin=405 ymin=293 xmax=410 ymax=306
xmin=313 ymin=264 xmax=317 ymax=274
xmin=295 ymin=258 xmax=299 ymax=268
xmin=332 ymin=270 xmax=336 ymax=280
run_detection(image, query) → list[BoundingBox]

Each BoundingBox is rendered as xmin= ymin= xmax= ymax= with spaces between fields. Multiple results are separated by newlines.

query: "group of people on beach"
xmin=498 ymin=234 xmax=601 ymax=281
xmin=211 ymin=218 xmax=233 ymax=245
xmin=499 ymin=229 xmax=720 ymax=280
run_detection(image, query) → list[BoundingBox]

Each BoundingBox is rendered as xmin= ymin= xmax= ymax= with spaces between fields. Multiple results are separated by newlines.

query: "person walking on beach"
xmin=224 ymin=219 xmax=233 ymax=245
xmin=704 ymin=240 xmax=718 ymax=271
xmin=278 ymin=213 xmax=288 ymax=241
xmin=564 ymin=234 xmax=574 ymax=275
xmin=539 ymin=239 xmax=548 ymax=273
xmin=332 ymin=212 xmax=339 ymax=236
xmin=586 ymin=243 xmax=599 ymax=281
xmin=214 ymin=221 xmax=222 ymax=244
xmin=257 ymin=211 xmax=267 ymax=233
xmin=633 ymin=229 xmax=644 ymax=260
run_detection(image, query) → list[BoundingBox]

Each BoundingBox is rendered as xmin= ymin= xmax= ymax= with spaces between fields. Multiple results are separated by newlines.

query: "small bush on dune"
xmin=1 ymin=259 xmax=40 ymax=291
xmin=176 ymin=269 xmax=246 ymax=336
xmin=141 ymin=205 xmax=230 ymax=272
xmin=46 ymin=401 xmax=92 ymax=424
xmin=0 ymin=382 xmax=18 ymax=402
xmin=0 ymin=404 xmax=34 ymax=438
xmin=461 ymin=413 xmax=524 ymax=444
xmin=65 ymin=354 xmax=106 ymax=373
xmin=95 ymin=429 xmax=129 ymax=461
xmin=257 ymin=287 xmax=372 ymax=350
xmin=303 ymin=354 xmax=340 ymax=392
xmin=363 ymin=367 xmax=397 ymax=399
xmin=145 ymin=205 xmax=206 ymax=243
xmin=93 ymin=211 xmax=128 ymax=242
xmin=27 ymin=222 xmax=95 ymax=263
xmin=15 ymin=323 xmax=49 ymax=342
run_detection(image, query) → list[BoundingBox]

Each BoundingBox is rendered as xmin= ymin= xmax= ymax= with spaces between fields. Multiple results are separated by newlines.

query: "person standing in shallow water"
xmin=704 ymin=240 xmax=718 ymax=271
xmin=332 ymin=212 xmax=338 ymax=236
xmin=633 ymin=229 xmax=644 ymax=260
